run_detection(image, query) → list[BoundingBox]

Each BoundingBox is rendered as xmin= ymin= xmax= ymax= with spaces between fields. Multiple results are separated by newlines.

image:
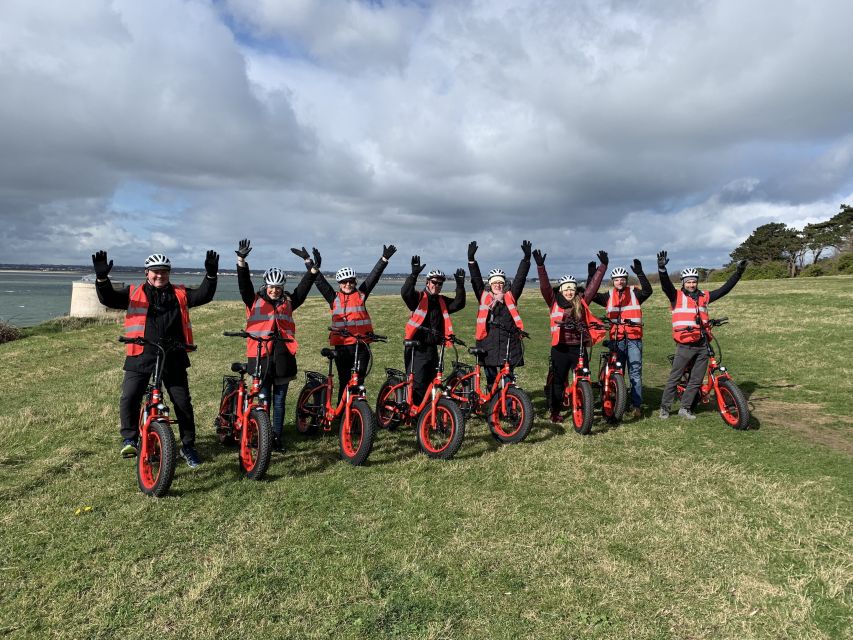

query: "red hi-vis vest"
xmin=475 ymin=291 xmax=523 ymax=340
xmin=330 ymin=291 xmax=374 ymax=346
xmin=549 ymin=299 xmax=605 ymax=347
xmin=671 ymin=290 xmax=711 ymax=344
xmin=245 ymin=295 xmax=298 ymax=357
xmin=606 ymin=287 xmax=643 ymax=339
xmin=405 ymin=291 xmax=454 ymax=345
xmin=124 ymin=284 xmax=193 ymax=356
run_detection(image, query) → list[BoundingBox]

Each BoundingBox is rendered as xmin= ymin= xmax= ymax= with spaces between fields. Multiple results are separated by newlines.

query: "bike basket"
xmin=305 ymin=370 xmax=326 ymax=384
xmin=385 ymin=367 xmax=405 ymax=379
xmin=453 ymin=362 xmax=473 ymax=376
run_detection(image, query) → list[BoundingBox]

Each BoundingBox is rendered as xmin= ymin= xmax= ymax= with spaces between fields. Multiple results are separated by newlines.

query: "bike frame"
xmin=598 ymin=317 xmax=632 ymax=415
xmin=552 ymin=319 xmax=599 ymax=417
xmin=383 ymin=336 xmax=451 ymax=429
xmin=675 ymin=317 xmax=736 ymax=419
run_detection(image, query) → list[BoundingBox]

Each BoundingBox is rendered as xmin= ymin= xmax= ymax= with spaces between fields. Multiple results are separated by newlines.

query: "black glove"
xmin=205 ymin=250 xmax=219 ymax=277
xmin=657 ymin=250 xmax=669 ymax=270
xmin=411 ymin=255 xmax=425 ymax=276
xmin=290 ymin=246 xmax=310 ymax=261
xmin=92 ymin=250 xmax=112 ymax=280
xmin=597 ymin=250 xmax=609 ymax=266
xmin=454 ymin=268 xmax=465 ymax=284
xmin=382 ymin=244 xmax=396 ymax=260
xmin=736 ymin=259 xmax=748 ymax=273
xmin=235 ymin=238 xmax=252 ymax=259
xmin=311 ymin=247 xmax=322 ymax=270
xmin=587 ymin=261 xmax=596 ymax=281
xmin=631 ymin=259 xmax=643 ymax=274
xmin=521 ymin=240 xmax=532 ymax=260
xmin=532 ymin=249 xmax=546 ymax=266
xmin=467 ymin=241 xmax=478 ymax=262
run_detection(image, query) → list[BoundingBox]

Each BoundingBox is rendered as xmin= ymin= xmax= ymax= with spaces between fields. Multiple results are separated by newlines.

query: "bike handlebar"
xmin=222 ymin=330 xmax=293 ymax=342
xmin=328 ymin=326 xmax=388 ymax=342
xmin=600 ymin=316 xmax=644 ymax=327
xmin=119 ymin=336 xmax=197 ymax=352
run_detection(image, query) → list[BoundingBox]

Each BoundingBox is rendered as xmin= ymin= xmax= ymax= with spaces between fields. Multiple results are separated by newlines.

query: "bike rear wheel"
xmin=572 ymin=380 xmax=594 ymax=435
xmin=416 ymin=397 xmax=465 ymax=460
xmin=487 ymin=386 xmax=534 ymax=444
xmin=340 ymin=399 xmax=376 ymax=466
xmin=375 ymin=379 xmax=404 ymax=430
xmin=717 ymin=379 xmax=750 ymax=430
xmin=137 ymin=420 xmax=176 ymax=497
xmin=602 ymin=373 xmax=628 ymax=423
xmin=295 ymin=381 xmax=324 ymax=436
xmin=241 ymin=408 xmax=273 ymax=480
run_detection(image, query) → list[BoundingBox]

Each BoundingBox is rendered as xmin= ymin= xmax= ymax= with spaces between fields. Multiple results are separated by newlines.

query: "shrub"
xmin=0 ymin=319 xmax=22 ymax=344
xmin=837 ymin=252 xmax=853 ymax=274
xmin=707 ymin=261 xmax=788 ymax=282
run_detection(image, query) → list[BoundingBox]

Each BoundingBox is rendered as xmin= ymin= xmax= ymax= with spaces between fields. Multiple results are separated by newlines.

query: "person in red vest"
xmin=401 ymin=255 xmax=466 ymax=405
xmin=657 ymin=251 xmax=747 ymax=420
xmin=313 ymin=244 xmax=396 ymax=400
xmin=535 ymin=249 xmax=607 ymax=423
xmin=466 ymin=239 xmax=531 ymax=387
xmin=236 ymin=240 xmax=319 ymax=451
xmin=589 ymin=260 xmax=653 ymax=418
xmin=92 ymin=249 xmax=218 ymax=467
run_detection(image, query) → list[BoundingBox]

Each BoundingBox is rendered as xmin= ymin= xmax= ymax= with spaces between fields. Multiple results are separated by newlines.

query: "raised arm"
xmin=401 ymin=255 xmax=425 ymax=310
xmin=361 ymin=244 xmax=395 ymax=298
xmin=657 ymin=251 xmax=676 ymax=306
xmin=583 ymin=251 xmax=607 ymax=304
xmin=632 ymin=259 xmax=653 ymax=303
xmin=708 ymin=261 xmax=746 ymax=303
xmin=92 ymin=250 xmax=131 ymax=310
xmin=466 ymin=241 xmax=484 ymax=300
xmin=446 ymin=268 xmax=467 ymax=313
xmin=185 ymin=250 xmax=218 ymax=307
xmin=314 ymin=271 xmax=336 ymax=306
xmin=510 ymin=241 xmax=531 ymax=299
xmin=533 ymin=250 xmax=556 ymax=307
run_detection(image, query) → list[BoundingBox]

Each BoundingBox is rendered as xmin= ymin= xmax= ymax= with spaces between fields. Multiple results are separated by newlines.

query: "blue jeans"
xmin=615 ymin=338 xmax=643 ymax=408
xmin=261 ymin=382 xmax=289 ymax=436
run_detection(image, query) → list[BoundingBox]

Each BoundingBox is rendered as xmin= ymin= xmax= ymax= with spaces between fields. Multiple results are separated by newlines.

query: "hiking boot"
xmin=658 ymin=408 xmax=670 ymax=420
xmin=120 ymin=438 xmax=138 ymax=458
xmin=272 ymin=435 xmax=284 ymax=453
xmin=631 ymin=407 xmax=642 ymax=419
xmin=678 ymin=408 xmax=697 ymax=420
xmin=179 ymin=446 xmax=202 ymax=468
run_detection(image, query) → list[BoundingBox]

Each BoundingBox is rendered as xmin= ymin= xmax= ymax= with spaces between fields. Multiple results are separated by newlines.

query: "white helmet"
xmin=558 ymin=274 xmax=577 ymax=288
xmin=335 ymin=267 xmax=356 ymax=282
xmin=487 ymin=268 xmax=506 ymax=284
xmin=680 ymin=267 xmax=700 ymax=281
xmin=144 ymin=253 xmax=171 ymax=270
xmin=263 ymin=267 xmax=286 ymax=286
xmin=426 ymin=269 xmax=446 ymax=281
xmin=610 ymin=267 xmax=629 ymax=279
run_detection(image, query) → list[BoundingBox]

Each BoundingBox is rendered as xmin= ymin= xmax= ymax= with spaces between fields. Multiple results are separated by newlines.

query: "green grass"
xmin=1 ymin=276 xmax=851 ymax=639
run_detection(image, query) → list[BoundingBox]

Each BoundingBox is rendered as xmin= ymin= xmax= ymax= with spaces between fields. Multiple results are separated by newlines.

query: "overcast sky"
xmin=1 ymin=0 xmax=852 ymax=277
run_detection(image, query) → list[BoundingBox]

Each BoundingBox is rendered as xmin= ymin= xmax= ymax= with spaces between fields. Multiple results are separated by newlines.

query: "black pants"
xmin=120 ymin=367 xmax=196 ymax=447
xmin=661 ymin=342 xmax=709 ymax=411
xmin=405 ymin=344 xmax=438 ymax=406
xmin=549 ymin=344 xmax=586 ymax=413
xmin=334 ymin=343 xmax=372 ymax=402
xmin=483 ymin=365 xmax=514 ymax=389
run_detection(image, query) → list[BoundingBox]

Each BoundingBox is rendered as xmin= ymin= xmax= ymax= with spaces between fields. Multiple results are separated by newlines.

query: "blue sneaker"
xmin=179 ymin=446 xmax=201 ymax=469
xmin=120 ymin=439 xmax=138 ymax=458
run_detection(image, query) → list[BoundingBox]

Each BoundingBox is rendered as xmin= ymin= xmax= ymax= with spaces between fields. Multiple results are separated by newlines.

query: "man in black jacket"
xmin=401 ymin=256 xmax=466 ymax=405
xmin=92 ymin=249 xmax=218 ymax=467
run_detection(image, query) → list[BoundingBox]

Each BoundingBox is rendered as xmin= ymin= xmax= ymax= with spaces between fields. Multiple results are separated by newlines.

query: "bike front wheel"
xmin=487 ymin=386 xmax=534 ymax=444
xmin=240 ymin=408 xmax=273 ymax=480
xmin=602 ymin=373 xmax=628 ymax=423
xmin=137 ymin=420 xmax=176 ymax=497
xmin=717 ymin=379 xmax=750 ymax=430
xmin=340 ymin=399 xmax=376 ymax=466
xmin=416 ymin=397 xmax=465 ymax=460
xmin=572 ymin=380 xmax=595 ymax=435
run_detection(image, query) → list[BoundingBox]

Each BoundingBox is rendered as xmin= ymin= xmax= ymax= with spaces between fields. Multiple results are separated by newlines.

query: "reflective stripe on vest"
xmin=404 ymin=292 xmax=454 ymax=345
xmin=475 ymin=291 xmax=523 ymax=340
xmin=605 ymin=287 xmax=643 ymax=339
xmin=330 ymin=291 xmax=374 ymax=345
xmin=246 ymin=295 xmax=298 ymax=356
xmin=123 ymin=284 xmax=193 ymax=356
xmin=671 ymin=290 xmax=710 ymax=344
xmin=548 ymin=300 xmax=605 ymax=346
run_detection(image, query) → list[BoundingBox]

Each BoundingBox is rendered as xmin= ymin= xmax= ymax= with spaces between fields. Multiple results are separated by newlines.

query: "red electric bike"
xmin=544 ymin=319 xmax=604 ymax=435
xmin=670 ymin=316 xmax=750 ymax=430
xmin=596 ymin=316 xmax=642 ymax=424
xmin=375 ymin=330 xmax=466 ymax=459
xmin=118 ymin=335 xmax=196 ymax=497
xmin=215 ymin=331 xmax=285 ymax=480
xmin=445 ymin=325 xmax=534 ymax=444
xmin=294 ymin=327 xmax=381 ymax=466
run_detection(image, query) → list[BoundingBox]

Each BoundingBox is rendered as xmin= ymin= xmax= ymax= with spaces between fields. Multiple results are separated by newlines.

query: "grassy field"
xmin=1 ymin=276 xmax=851 ymax=639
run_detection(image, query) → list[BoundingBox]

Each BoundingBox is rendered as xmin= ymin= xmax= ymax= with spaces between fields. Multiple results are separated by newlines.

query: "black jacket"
xmin=96 ymin=275 xmax=217 ymax=372
xmin=401 ymin=275 xmax=466 ymax=346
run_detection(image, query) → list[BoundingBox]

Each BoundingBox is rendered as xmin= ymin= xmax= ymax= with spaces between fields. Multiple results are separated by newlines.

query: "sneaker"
xmin=631 ymin=407 xmax=642 ymax=419
xmin=272 ymin=435 xmax=284 ymax=453
xmin=678 ymin=408 xmax=697 ymax=420
xmin=179 ymin=446 xmax=201 ymax=468
xmin=658 ymin=408 xmax=670 ymax=420
xmin=120 ymin=438 xmax=138 ymax=458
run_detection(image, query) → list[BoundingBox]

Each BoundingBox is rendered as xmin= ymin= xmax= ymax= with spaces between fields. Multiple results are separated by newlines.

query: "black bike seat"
xmin=467 ymin=347 xmax=487 ymax=356
xmin=321 ymin=348 xmax=337 ymax=359
xmin=231 ymin=362 xmax=247 ymax=374
xmin=404 ymin=340 xmax=421 ymax=348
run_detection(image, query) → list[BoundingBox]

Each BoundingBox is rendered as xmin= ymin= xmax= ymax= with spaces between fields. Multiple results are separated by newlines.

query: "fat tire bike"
xmin=215 ymin=331 xmax=285 ymax=480
xmin=118 ymin=335 xmax=196 ymax=497
xmin=671 ymin=317 xmax=750 ymax=430
xmin=375 ymin=329 xmax=466 ymax=460
xmin=596 ymin=316 xmax=642 ymax=424
xmin=294 ymin=328 xmax=382 ymax=465
xmin=445 ymin=325 xmax=534 ymax=444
